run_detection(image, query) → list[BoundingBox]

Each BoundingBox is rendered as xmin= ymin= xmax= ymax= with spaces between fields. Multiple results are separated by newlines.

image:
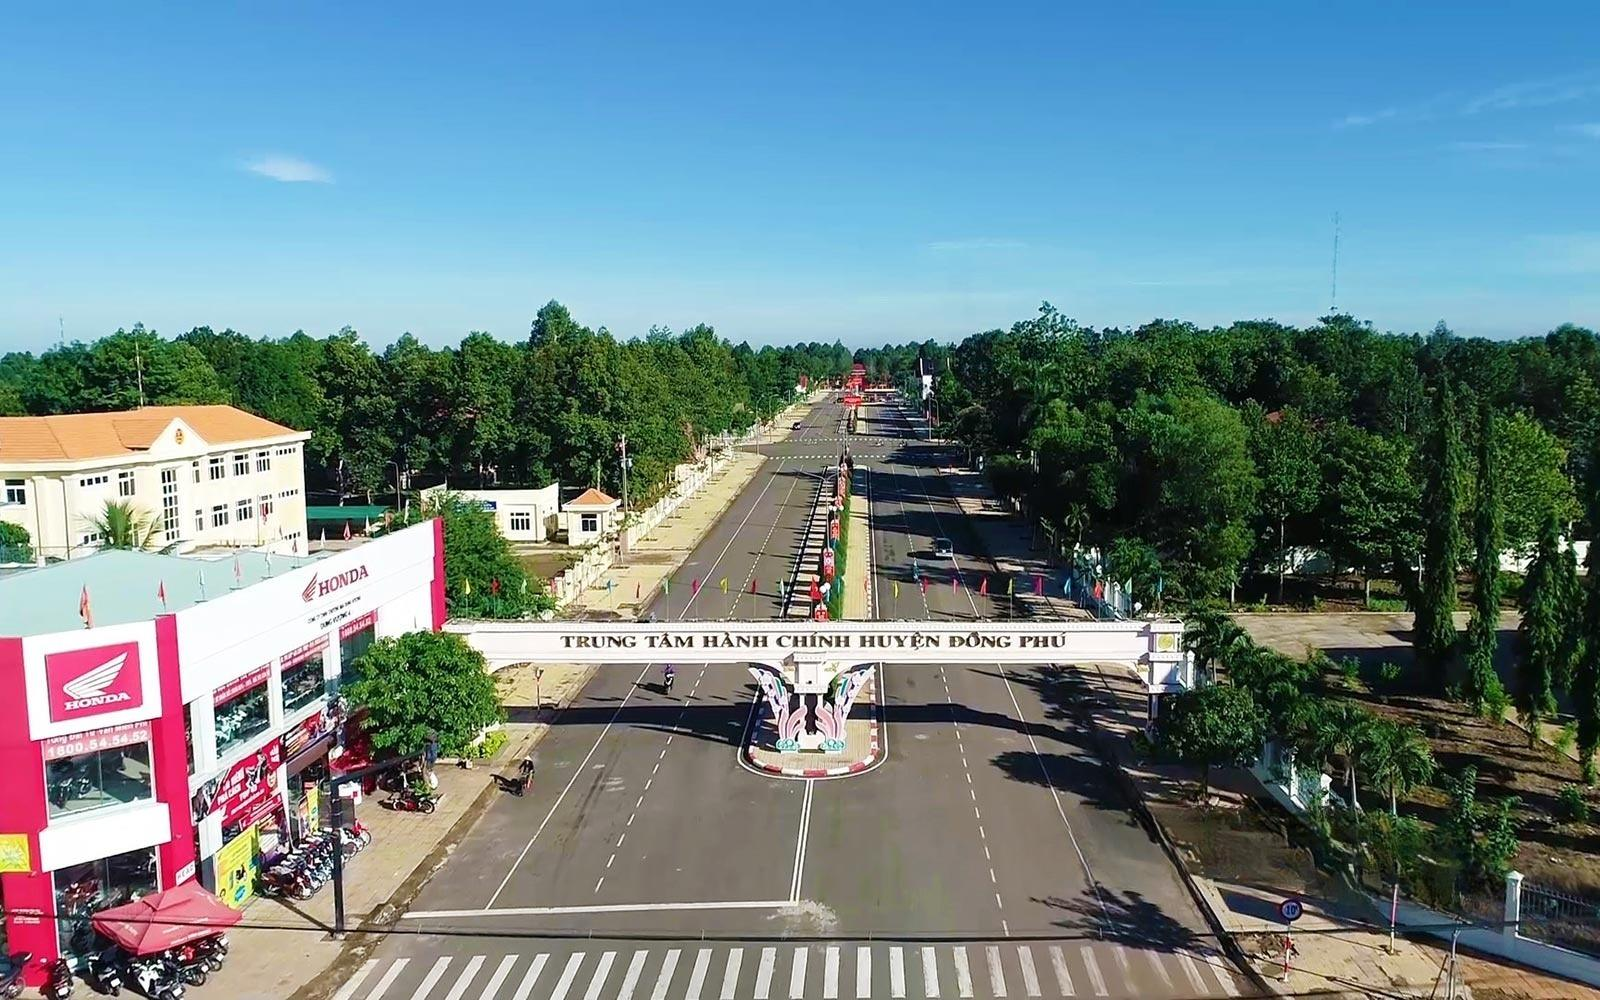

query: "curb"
xmin=743 ymin=676 xmax=883 ymax=779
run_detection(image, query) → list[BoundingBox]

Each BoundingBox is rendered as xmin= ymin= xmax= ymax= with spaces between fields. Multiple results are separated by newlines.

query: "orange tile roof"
xmin=564 ymin=487 xmax=619 ymax=508
xmin=0 ymin=405 xmax=303 ymax=463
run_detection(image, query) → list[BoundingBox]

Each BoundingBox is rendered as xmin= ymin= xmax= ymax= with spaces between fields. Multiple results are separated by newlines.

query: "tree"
xmin=0 ymin=522 xmax=32 ymax=562
xmin=1575 ymin=542 xmax=1600 ymax=783
xmin=1415 ymin=384 xmax=1465 ymax=688
xmin=388 ymin=492 xmax=556 ymax=618
xmin=1556 ymin=537 xmax=1582 ymax=695
xmin=83 ymin=500 xmax=160 ymax=550
xmin=342 ymin=631 xmax=502 ymax=757
xmin=1516 ymin=515 xmax=1564 ymax=745
xmin=1318 ymin=424 xmax=1419 ymax=605
xmin=1151 ymin=684 xmax=1267 ymax=799
xmin=1464 ymin=404 xmax=1507 ymax=715
xmin=1182 ymin=604 xmax=1252 ymax=683
xmin=1497 ymin=412 xmax=1578 ymax=555
xmin=1248 ymin=406 xmax=1322 ymax=602
xmin=1365 ymin=719 xmax=1436 ymax=815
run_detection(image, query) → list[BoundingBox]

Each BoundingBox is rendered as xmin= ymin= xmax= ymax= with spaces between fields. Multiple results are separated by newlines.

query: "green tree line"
xmin=0 ymin=303 xmax=856 ymax=503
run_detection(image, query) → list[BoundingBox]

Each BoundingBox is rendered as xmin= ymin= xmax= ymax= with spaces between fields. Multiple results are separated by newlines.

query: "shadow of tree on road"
xmin=1035 ymin=887 xmax=1201 ymax=950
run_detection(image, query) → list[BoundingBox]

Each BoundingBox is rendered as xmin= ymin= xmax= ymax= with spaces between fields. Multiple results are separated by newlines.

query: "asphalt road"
xmin=326 ymin=398 xmax=1252 ymax=1000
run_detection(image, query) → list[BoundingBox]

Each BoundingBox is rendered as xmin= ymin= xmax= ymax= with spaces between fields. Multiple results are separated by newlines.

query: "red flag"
xmin=920 ymin=577 xmax=928 ymax=595
xmin=79 ymin=585 xmax=93 ymax=629
xmin=635 ymin=581 xmax=641 ymax=600
xmin=1094 ymin=580 xmax=1105 ymax=601
xmin=157 ymin=581 xmax=167 ymax=609
xmin=692 ymin=578 xmax=701 ymax=595
xmin=491 ymin=578 xmax=502 ymax=595
xmin=342 ymin=521 xmax=352 ymax=541
xmin=979 ymin=576 xmax=989 ymax=596
xmin=749 ymin=578 xmax=757 ymax=594
xmin=1034 ymin=574 xmax=1044 ymax=596
xmin=952 ymin=575 xmax=959 ymax=593
xmin=809 ymin=579 xmax=822 ymax=603
xmin=233 ymin=553 xmax=242 ymax=584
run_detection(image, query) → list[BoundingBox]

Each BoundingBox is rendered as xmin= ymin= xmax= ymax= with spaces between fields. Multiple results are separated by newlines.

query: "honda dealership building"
xmin=0 ymin=520 xmax=445 ymax=966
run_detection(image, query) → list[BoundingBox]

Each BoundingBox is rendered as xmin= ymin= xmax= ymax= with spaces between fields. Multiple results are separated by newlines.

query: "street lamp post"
xmin=321 ymin=749 xmax=425 ymax=937
xmin=385 ymin=461 xmax=403 ymax=516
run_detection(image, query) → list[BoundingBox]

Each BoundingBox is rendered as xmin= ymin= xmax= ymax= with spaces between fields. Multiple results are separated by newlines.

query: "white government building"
xmin=0 ymin=405 xmax=311 ymax=562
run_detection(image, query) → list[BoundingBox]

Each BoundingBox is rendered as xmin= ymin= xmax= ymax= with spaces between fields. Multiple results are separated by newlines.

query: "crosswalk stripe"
xmin=1080 ymin=948 xmax=1107 ymax=998
xmin=985 ymin=946 xmax=1006 ymax=998
xmin=720 ymin=948 xmax=743 ymax=1000
xmin=1175 ymin=951 xmax=1207 ymax=995
xmin=1144 ymin=951 xmax=1171 ymax=990
xmin=1016 ymin=947 xmax=1041 ymax=997
xmin=1113 ymin=946 xmax=1130 ymax=982
xmin=755 ymin=947 xmax=776 ymax=1000
xmin=367 ymin=958 xmax=410 ymax=1000
xmin=1047 ymin=947 xmax=1074 ymax=997
xmin=856 ymin=947 xmax=871 ymax=999
xmin=510 ymin=954 xmax=547 ymax=1000
xmin=823 ymin=947 xmax=839 ymax=999
xmin=618 ymin=952 xmax=647 ymax=1000
xmin=478 ymin=956 xmax=518 ymax=1000
xmin=953 ymin=947 xmax=974 ymax=999
xmin=442 ymin=956 xmax=485 ymax=1000
xmin=921 ymin=946 xmax=940 ymax=998
xmin=789 ymin=947 xmax=808 ymax=999
xmin=651 ymin=949 xmax=681 ymax=1000
xmin=1188 ymin=950 xmax=1239 ymax=997
xmin=332 ymin=960 xmax=378 ymax=1000
xmin=410 ymin=957 xmax=452 ymax=1000
xmin=548 ymin=953 xmax=584 ymax=1000
xmin=584 ymin=953 xmax=616 ymax=1000
xmin=685 ymin=949 xmax=711 ymax=1000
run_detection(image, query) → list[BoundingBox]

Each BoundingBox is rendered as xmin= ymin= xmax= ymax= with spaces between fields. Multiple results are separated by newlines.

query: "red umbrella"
xmin=91 ymin=882 xmax=242 ymax=956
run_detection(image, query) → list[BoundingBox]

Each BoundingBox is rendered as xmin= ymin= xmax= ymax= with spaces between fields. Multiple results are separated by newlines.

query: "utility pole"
xmin=618 ymin=433 xmax=630 ymax=514
xmin=134 ymin=337 xmax=147 ymax=407
xmin=1330 ymin=210 xmax=1341 ymax=314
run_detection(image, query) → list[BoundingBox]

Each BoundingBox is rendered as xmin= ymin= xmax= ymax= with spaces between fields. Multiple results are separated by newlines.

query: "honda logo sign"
xmin=300 ymin=564 xmax=370 ymax=603
xmin=45 ymin=642 xmax=144 ymax=722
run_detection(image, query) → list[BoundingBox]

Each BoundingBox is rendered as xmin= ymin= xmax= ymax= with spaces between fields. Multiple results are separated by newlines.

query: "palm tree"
xmin=1184 ymin=605 xmax=1253 ymax=684
xmin=1365 ymin=720 xmax=1436 ymax=815
xmin=83 ymin=500 xmax=160 ymax=551
xmin=1314 ymin=700 xmax=1379 ymax=810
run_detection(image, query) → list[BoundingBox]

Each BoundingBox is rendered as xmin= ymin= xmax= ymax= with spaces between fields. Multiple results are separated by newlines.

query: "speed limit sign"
xmin=1278 ymin=898 xmax=1303 ymax=923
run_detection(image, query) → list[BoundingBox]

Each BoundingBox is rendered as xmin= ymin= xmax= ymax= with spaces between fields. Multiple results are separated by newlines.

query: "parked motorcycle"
xmin=42 ymin=957 xmax=74 ymax=1000
xmin=170 ymin=938 xmax=224 ymax=975
xmin=86 ymin=950 xmax=124 ymax=997
xmin=1 ymin=952 xmax=33 ymax=1000
xmin=383 ymin=785 xmax=437 ymax=813
xmin=127 ymin=955 xmax=185 ymax=1000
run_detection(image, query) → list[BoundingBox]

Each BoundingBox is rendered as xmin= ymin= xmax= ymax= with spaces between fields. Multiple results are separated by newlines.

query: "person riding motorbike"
xmin=663 ymin=664 xmax=676 ymax=692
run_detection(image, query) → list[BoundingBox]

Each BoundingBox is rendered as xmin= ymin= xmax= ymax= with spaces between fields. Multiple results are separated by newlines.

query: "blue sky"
xmin=2 ymin=2 xmax=1597 ymax=352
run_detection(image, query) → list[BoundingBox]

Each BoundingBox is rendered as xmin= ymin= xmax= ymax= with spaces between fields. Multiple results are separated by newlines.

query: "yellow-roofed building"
xmin=0 ymin=405 xmax=311 ymax=562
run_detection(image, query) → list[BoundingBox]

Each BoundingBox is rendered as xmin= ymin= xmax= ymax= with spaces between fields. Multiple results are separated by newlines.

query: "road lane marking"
xmin=409 ymin=957 xmax=452 ymax=1000
xmin=406 ymin=899 xmax=791 ymax=920
xmin=1196 ymin=951 xmax=1242 ymax=997
xmin=1048 ymin=947 xmax=1074 ymax=996
xmin=1080 ymin=948 xmax=1107 ymax=997
xmin=823 ymin=947 xmax=839 ymax=999
xmin=509 ymin=954 xmax=547 ymax=1000
xmin=789 ymin=778 xmax=815 ymax=902
xmin=789 ymin=947 xmax=808 ymax=999
xmin=441 ymin=956 xmax=485 ymax=1000
xmin=889 ymin=946 xmax=905 ymax=998
xmin=856 ymin=947 xmax=871 ymax=999
xmin=582 ymin=953 xmax=615 ymax=1000
xmin=366 ymin=958 xmax=409 ymax=1000
xmin=755 ymin=947 xmax=776 ymax=1000
xmin=477 ymin=955 xmax=519 ymax=999
xmin=1144 ymin=951 xmax=1171 ymax=989
xmin=1113 ymin=946 xmax=1130 ymax=981
xmin=607 ymin=854 xmax=615 ymax=869
xmin=1017 ymin=947 xmax=1041 ymax=997
xmin=720 ymin=949 xmax=743 ymax=1000
xmin=984 ymin=946 xmax=1006 ymax=997
xmin=686 ymin=949 xmax=712 ymax=1000
xmin=1175 ymin=951 xmax=1208 ymax=995
xmin=617 ymin=952 xmax=647 ymax=1000
xmin=921 ymin=946 xmax=940 ymax=998
xmin=547 ymin=954 xmax=584 ymax=1000
xmin=651 ymin=949 xmax=681 ymax=1000
xmin=331 ymin=960 xmax=377 ymax=1000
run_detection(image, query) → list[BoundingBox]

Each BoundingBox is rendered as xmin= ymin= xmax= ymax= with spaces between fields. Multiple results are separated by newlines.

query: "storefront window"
xmin=45 ymin=740 xmax=153 ymax=818
xmin=55 ymin=847 xmax=156 ymax=964
xmin=184 ymin=703 xmax=196 ymax=774
xmin=282 ymin=652 xmax=328 ymax=713
xmin=214 ymin=671 xmax=271 ymax=758
xmin=339 ymin=613 xmax=377 ymax=686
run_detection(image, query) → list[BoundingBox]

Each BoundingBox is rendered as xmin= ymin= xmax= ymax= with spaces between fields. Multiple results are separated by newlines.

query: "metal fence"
xmin=1520 ymin=881 xmax=1600 ymax=957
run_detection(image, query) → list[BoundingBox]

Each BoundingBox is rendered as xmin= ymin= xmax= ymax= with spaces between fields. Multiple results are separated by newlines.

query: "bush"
xmin=467 ymin=729 xmax=509 ymax=760
xmin=1379 ymin=661 xmax=1404 ymax=686
xmin=1366 ymin=597 xmax=1408 ymax=612
xmin=1557 ymin=784 xmax=1590 ymax=823
xmin=1556 ymin=722 xmax=1578 ymax=756
xmin=0 ymin=522 xmax=33 ymax=563
xmin=1483 ymin=683 xmax=1511 ymax=723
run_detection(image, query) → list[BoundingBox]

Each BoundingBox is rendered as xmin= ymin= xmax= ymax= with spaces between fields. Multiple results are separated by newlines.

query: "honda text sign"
xmin=301 ymin=564 xmax=370 ymax=603
xmin=45 ymin=641 xmax=144 ymax=722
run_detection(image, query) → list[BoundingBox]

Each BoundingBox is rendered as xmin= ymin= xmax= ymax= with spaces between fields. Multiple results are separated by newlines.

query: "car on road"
xmin=933 ymin=537 xmax=954 ymax=558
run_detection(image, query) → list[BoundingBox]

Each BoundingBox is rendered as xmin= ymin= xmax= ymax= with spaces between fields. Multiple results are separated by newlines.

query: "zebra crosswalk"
xmin=332 ymin=940 xmax=1249 ymax=1000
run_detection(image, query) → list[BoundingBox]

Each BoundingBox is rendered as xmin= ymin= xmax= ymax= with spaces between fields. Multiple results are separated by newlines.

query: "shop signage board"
xmin=43 ymin=641 xmax=144 ymax=723
xmin=281 ymin=635 xmax=330 ymax=669
xmin=41 ymin=720 xmax=152 ymax=761
xmin=213 ymin=664 xmax=269 ymax=705
xmin=282 ymin=710 xmax=331 ymax=761
xmin=215 ymin=824 xmax=259 ymax=909
xmin=339 ymin=610 xmax=378 ymax=640
xmin=0 ymin=833 xmax=31 ymax=874
xmin=213 ymin=738 xmax=284 ymax=827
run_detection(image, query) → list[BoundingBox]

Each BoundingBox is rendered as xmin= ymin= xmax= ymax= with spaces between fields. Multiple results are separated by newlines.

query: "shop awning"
xmin=305 ymin=505 xmax=390 ymax=522
xmin=91 ymin=882 xmax=242 ymax=956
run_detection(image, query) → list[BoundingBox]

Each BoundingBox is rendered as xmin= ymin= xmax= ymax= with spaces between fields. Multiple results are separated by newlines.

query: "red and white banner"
xmin=339 ymin=611 xmax=377 ymax=641
xmin=213 ymin=665 xmax=270 ymax=706
xmin=282 ymin=710 xmax=332 ymax=762
xmin=280 ymin=636 xmax=330 ymax=669
xmin=42 ymin=720 xmax=152 ymax=762
xmin=215 ymin=738 xmax=284 ymax=827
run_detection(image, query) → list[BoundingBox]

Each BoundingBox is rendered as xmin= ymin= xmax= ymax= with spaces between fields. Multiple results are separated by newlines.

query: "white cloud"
xmin=925 ymin=238 xmax=1027 ymax=252
xmin=243 ymin=154 xmax=333 ymax=184
xmin=1447 ymin=140 xmax=1529 ymax=151
xmin=1572 ymin=123 xmax=1600 ymax=138
xmin=1336 ymin=108 xmax=1398 ymax=128
xmin=1463 ymin=72 xmax=1600 ymax=115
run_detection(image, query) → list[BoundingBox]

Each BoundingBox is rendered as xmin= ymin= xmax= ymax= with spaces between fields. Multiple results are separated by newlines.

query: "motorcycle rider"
xmin=663 ymin=664 xmax=676 ymax=693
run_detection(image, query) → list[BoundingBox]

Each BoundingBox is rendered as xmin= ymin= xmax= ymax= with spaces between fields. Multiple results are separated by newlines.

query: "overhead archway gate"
xmin=450 ymin=619 xmax=1192 ymax=751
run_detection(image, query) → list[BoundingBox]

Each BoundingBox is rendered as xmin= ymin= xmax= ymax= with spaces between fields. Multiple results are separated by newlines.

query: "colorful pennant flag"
xmin=692 ymin=577 xmax=701 ymax=595
xmin=1007 ymin=577 xmax=1015 ymax=596
xmin=979 ymin=576 xmax=988 ymax=596
xmin=809 ymin=579 xmax=823 ymax=603
xmin=893 ymin=580 xmax=900 ymax=600
xmin=920 ymin=577 xmax=928 ymax=595
xmin=462 ymin=577 xmax=472 ymax=597
xmin=606 ymin=578 xmax=616 ymax=594
xmin=491 ymin=578 xmax=502 ymax=595
xmin=951 ymin=575 xmax=959 ymax=593
xmin=749 ymin=578 xmax=757 ymax=594
xmin=661 ymin=578 xmax=670 ymax=596
xmin=157 ymin=580 xmax=167 ymax=609
xmin=79 ymin=585 xmax=93 ymax=629
xmin=1034 ymin=574 xmax=1044 ymax=595
xmin=719 ymin=577 xmax=728 ymax=594
xmin=233 ymin=552 xmax=243 ymax=584
xmin=342 ymin=521 xmax=352 ymax=541
xmin=636 ymin=581 xmax=642 ymax=600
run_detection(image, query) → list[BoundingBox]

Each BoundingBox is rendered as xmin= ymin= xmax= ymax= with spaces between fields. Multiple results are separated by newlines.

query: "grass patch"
xmin=827 ymin=493 xmax=850 ymax=620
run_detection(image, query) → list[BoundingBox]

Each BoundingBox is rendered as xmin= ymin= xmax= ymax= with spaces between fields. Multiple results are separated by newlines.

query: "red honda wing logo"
xmin=46 ymin=642 xmax=144 ymax=722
